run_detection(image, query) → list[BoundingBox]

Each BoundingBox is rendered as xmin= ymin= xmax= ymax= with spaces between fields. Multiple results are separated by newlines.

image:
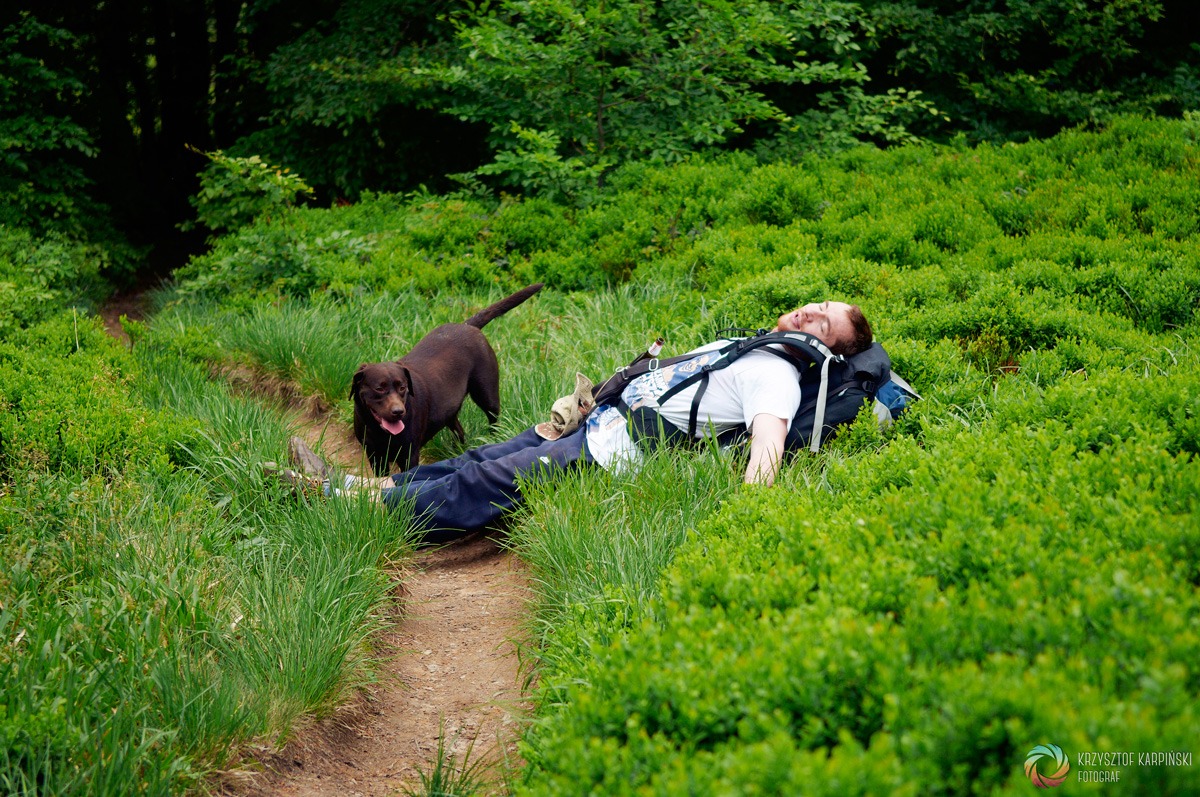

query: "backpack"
xmin=592 ymin=330 xmax=919 ymax=453
xmin=786 ymin=339 xmax=919 ymax=451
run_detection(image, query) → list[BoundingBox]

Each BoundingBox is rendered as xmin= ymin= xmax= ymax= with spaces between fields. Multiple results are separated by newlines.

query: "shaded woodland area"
xmin=3 ymin=0 xmax=1197 ymax=279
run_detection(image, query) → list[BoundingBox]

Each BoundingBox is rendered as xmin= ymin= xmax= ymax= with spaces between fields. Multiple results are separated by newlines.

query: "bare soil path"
xmin=238 ymin=528 xmax=531 ymax=797
xmin=99 ymin=283 xmax=153 ymax=343
xmin=235 ymin=411 xmax=532 ymax=796
xmin=98 ymin=294 xmax=531 ymax=795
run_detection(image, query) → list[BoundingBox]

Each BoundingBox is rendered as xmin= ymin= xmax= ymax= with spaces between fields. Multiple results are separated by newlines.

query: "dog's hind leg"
xmin=467 ymin=376 xmax=501 ymax=427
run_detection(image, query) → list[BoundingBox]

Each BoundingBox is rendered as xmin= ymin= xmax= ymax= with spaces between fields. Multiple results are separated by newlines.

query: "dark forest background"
xmin=2 ymin=0 xmax=1197 ymax=281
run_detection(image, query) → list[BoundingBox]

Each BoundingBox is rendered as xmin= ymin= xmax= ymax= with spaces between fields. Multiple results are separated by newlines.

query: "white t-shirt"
xmin=651 ymin=341 xmax=802 ymax=436
xmin=585 ymin=340 xmax=802 ymax=470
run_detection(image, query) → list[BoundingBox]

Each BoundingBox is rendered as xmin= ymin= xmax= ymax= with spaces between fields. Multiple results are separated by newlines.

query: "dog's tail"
xmin=465 ymin=282 xmax=544 ymax=328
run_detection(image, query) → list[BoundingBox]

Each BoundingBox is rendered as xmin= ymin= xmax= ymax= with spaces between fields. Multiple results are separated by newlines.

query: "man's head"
xmin=774 ymin=300 xmax=873 ymax=355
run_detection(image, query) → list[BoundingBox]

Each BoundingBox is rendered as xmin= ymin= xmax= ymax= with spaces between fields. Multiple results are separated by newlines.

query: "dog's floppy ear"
xmin=401 ymin=365 xmax=414 ymax=396
xmin=350 ymin=365 xmax=367 ymax=401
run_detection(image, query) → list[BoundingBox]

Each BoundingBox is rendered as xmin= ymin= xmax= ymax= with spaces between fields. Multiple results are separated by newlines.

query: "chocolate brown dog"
xmin=351 ymin=283 xmax=543 ymax=475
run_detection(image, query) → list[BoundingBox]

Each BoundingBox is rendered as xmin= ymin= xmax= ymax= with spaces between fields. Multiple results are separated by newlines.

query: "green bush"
xmin=432 ymin=0 xmax=921 ymax=191
xmin=183 ymin=148 xmax=315 ymax=237
xmin=171 ymin=116 xmax=1200 ymax=332
xmin=860 ymin=0 xmax=1199 ymax=143
xmin=0 ymin=227 xmax=107 ymax=337
xmin=518 ymin=381 xmax=1200 ymax=792
xmin=0 ymin=313 xmax=175 ymax=478
xmin=490 ymin=117 xmax=1200 ymax=795
xmin=0 ymin=16 xmax=95 ymax=237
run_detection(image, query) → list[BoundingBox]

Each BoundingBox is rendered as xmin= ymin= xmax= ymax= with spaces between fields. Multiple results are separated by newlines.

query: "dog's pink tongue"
xmin=379 ymin=418 xmax=405 ymax=435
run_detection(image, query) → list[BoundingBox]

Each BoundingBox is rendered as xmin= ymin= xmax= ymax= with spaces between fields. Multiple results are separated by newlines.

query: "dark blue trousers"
xmin=382 ymin=425 xmax=593 ymax=543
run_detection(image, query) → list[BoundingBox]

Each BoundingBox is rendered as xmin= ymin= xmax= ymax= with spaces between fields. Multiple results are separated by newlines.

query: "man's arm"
xmin=745 ymin=413 xmax=789 ymax=485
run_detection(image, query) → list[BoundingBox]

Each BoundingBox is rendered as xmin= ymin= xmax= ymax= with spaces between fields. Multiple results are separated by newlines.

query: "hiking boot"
xmin=288 ymin=436 xmax=331 ymax=480
xmin=262 ymin=461 xmax=327 ymax=498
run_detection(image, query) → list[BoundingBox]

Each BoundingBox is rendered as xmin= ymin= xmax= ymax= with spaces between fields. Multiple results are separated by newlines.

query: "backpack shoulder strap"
xmin=591 ymin=349 xmax=705 ymax=407
xmin=655 ymin=331 xmax=842 ymax=444
xmin=656 ymin=331 xmax=837 ymax=403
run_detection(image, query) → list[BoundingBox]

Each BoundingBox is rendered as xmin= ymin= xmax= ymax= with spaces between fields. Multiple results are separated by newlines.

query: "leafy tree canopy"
xmin=427 ymin=0 xmax=936 ymax=195
xmin=0 ymin=14 xmax=96 ymax=235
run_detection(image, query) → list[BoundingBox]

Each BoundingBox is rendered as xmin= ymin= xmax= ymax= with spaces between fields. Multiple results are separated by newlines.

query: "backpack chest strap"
xmin=653 ymin=331 xmax=840 ymax=446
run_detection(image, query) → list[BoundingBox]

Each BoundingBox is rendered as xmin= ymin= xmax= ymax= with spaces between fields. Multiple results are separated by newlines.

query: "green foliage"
xmin=242 ymin=0 xmax=479 ymax=199
xmin=516 ymin=365 xmax=1200 ymax=794
xmin=764 ymin=85 xmax=948 ymax=159
xmin=0 ymin=226 xmax=108 ymax=337
xmin=11 ymin=114 xmax=1200 ymax=794
xmin=0 ymin=199 xmax=420 ymax=793
xmin=5 ymin=0 xmax=1197 ymax=280
xmin=182 ymin=148 xmax=314 ymax=237
xmin=0 ymin=14 xmax=96 ymax=236
xmin=213 ymin=0 xmax=1198 ymax=206
xmin=260 ymin=0 xmax=442 ymax=132
xmin=861 ymin=0 xmax=1200 ymax=142
xmin=469 ymin=124 xmax=609 ymax=204
xmin=432 ymin=0 xmax=931 ymax=192
xmin=0 ymin=13 xmax=137 ymax=279
xmin=0 ymin=314 xmax=174 ymax=479
xmin=171 ymin=117 xmax=1200 ymax=336
xmin=1 ymin=328 xmax=417 ymax=794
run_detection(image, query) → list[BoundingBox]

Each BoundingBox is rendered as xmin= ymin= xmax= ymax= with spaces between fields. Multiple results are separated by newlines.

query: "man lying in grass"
xmin=276 ymin=301 xmax=873 ymax=544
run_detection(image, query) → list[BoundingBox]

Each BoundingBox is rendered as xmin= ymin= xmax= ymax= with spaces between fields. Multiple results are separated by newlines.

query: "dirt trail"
xmin=99 ymin=284 xmax=152 ymax=343
xmin=239 ymin=530 xmax=531 ymax=796
xmin=237 ymin=412 xmax=533 ymax=796
xmin=98 ymin=295 xmax=531 ymax=795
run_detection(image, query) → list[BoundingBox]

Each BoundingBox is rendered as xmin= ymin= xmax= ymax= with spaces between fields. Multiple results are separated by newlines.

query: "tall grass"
xmin=134 ymin=338 xmax=417 ymax=722
xmin=153 ymin=278 xmax=712 ymax=467
xmin=510 ymin=443 xmax=744 ymax=616
xmin=0 ymin=335 xmax=416 ymax=794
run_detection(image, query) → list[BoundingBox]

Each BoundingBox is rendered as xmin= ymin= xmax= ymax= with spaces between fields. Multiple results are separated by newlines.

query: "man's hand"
xmin=745 ymin=414 xmax=788 ymax=486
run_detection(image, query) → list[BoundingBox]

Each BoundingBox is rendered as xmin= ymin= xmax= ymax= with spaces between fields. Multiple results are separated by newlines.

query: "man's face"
xmin=775 ymin=301 xmax=855 ymax=349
